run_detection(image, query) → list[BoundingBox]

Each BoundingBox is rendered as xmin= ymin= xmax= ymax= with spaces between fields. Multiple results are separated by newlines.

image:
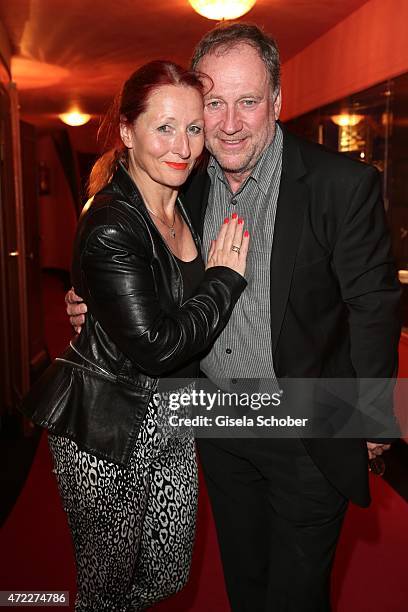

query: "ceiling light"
xmin=59 ymin=109 xmax=91 ymax=126
xmin=331 ymin=114 xmax=364 ymax=127
xmin=188 ymin=0 xmax=256 ymax=21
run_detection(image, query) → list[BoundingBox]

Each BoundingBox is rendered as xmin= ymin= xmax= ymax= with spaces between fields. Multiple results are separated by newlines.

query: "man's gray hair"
xmin=191 ymin=23 xmax=280 ymax=98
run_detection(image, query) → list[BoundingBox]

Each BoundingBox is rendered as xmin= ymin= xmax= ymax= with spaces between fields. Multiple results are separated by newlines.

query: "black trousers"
xmin=197 ymin=437 xmax=348 ymax=612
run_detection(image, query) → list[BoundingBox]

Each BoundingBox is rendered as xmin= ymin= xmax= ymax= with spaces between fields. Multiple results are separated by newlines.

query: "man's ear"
xmin=273 ymin=87 xmax=282 ymax=120
xmin=120 ymin=121 xmax=133 ymax=149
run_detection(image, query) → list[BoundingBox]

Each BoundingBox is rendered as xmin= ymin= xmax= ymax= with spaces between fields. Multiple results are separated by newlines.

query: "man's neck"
xmin=224 ymin=169 xmax=252 ymax=194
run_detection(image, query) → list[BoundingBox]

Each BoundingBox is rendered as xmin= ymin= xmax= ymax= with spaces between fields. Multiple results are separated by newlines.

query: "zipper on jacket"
xmin=55 ymin=358 xmax=117 ymax=383
xmin=68 ymin=340 xmax=118 ymax=380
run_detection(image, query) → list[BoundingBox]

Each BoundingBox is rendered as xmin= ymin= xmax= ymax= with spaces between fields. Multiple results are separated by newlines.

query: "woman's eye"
xmin=157 ymin=125 xmax=172 ymax=133
xmin=188 ymin=125 xmax=203 ymax=135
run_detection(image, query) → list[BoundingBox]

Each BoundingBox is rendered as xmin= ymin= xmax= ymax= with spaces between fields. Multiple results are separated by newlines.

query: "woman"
xmin=21 ymin=60 xmax=249 ymax=611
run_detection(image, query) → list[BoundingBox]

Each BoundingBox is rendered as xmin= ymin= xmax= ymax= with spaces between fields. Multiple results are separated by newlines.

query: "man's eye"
xmin=206 ymin=100 xmax=221 ymax=110
xmin=188 ymin=125 xmax=203 ymax=135
xmin=242 ymin=99 xmax=257 ymax=107
xmin=157 ymin=125 xmax=172 ymax=133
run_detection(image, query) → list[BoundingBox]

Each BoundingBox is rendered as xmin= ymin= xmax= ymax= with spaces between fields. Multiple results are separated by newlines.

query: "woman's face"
xmin=120 ymin=84 xmax=204 ymax=189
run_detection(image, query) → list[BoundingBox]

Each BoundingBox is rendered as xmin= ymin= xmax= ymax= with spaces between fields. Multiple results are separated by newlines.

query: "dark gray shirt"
xmin=201 ymin=124 xmax=283 ymax=390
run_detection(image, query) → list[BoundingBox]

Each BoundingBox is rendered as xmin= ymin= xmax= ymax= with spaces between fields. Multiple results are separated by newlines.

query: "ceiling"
xmin=0 ymin=0 xmax=370 ymax=126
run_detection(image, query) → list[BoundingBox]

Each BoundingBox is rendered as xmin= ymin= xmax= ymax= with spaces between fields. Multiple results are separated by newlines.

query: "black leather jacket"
xmin=21 ymin=163 xmax=247 ymax=465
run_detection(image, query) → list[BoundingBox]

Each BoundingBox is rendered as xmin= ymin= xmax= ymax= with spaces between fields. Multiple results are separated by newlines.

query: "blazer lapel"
xmin=271 ymin=129 xmax=308 ymax=357
xmin=182 ymin=169 xmax=210 ymax=239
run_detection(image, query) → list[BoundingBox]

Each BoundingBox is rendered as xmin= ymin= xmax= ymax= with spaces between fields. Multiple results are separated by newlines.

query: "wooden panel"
xmin=0 ymin=83 xmax=18 ymax=416
xmin=20 ymin=121 xmax=49 ymax=381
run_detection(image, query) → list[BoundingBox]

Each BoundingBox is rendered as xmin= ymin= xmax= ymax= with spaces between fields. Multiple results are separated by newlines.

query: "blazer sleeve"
xmin=332 ymin=165 xmax=401 ymax=439
xmin=80 ymin=223 xmax=247 ymax=376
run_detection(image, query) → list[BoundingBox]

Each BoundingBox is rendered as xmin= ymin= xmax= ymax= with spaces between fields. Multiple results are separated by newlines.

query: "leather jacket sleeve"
xmin=80 ymin=223 xmax=247 ymax=376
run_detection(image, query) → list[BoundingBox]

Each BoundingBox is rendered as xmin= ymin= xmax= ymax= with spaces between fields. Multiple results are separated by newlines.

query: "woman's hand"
xmin=206 ymin=213 xmax=249 ymax=277
xmin=65 ymin=288 xmax=87 ymax=334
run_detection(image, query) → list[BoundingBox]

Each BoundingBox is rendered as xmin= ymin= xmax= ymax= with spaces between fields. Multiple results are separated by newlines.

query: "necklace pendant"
xmin=170 ymin=228 xmax=176 ymax=239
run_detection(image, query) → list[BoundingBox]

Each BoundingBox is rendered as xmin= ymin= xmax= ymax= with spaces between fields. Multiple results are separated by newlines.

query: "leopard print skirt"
xmin=48 ymin=389 xmax=198 ymax=611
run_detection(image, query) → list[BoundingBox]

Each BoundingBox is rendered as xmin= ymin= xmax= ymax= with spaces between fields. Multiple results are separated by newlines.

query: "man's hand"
xmin=366 ymin=441 xmax=391 ymax=460
xmin=65 ymin=288 xmax=87 ymax=334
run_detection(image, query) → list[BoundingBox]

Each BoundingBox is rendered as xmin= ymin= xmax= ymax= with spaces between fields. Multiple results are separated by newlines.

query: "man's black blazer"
xmin=182 ymin=126 xmax=401 ymax=507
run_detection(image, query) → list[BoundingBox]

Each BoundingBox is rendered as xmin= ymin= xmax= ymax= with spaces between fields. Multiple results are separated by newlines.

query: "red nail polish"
xmin=231 ymin=212 xmax=238 ymax=219
xmin=224 ymin=217 xmax=229 ymax=224
xmin=244 ymin=230 xmax=249 ymax=237
xmin=238 ymin=218 xmax=243 ymax=225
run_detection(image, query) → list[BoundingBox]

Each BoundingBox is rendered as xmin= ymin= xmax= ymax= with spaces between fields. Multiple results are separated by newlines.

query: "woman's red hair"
xmin=88 ymin=60 xmax=205 ymax=197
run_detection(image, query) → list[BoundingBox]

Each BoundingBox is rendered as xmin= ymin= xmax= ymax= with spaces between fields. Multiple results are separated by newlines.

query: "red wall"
xmin=37 ymin=122 xmax=99 ymax=272
xmin=281 ymin=0 xmax=408 ymax=121
xmin=37 ymin=135 xmax=78 ymax=271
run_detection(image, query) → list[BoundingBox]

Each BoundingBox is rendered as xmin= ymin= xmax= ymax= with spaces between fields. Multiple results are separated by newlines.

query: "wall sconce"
xmin=59 ymin=109 xmax=91 ymax=126
xmin=330 ymin=114 xmax=364 ymax=127
xmin=188 ymin=0 xmax=256 ymax=20
xmin=330 ymin=113 xmax=366 ymax=154
xmin=38 ymin=161 xmax=50 ymax=195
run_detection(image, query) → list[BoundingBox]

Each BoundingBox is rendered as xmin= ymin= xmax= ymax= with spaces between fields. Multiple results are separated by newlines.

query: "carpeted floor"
xmin=1 ymin=270 xmax=407 ymax=611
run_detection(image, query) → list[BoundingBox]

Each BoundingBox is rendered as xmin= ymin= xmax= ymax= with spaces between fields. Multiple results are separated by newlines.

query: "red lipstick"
xmin=164 ymin=162 xmax=189 ymax=170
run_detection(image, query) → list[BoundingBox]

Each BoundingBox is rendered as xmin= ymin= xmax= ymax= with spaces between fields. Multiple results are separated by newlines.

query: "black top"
xmin=159 ymin=253 xmax=206 ymax=388
xmin=175 ymin=254 xmax=206 ymax=300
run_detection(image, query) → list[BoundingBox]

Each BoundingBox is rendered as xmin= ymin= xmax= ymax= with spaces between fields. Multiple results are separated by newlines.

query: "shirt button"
xmin=279 ymin=388 xmax=284 ymax=396
xmin=226 ymin=348 xmax=232 ymax=354
xmin=231 ymin=378 xmax=237 ymax=384
xmin=231 ymin=198 xmax=237 ymax=206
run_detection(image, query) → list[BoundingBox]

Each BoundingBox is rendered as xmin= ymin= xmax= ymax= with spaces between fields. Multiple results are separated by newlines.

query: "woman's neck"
xmin=129 ymin=160 xmax=178 ymax=215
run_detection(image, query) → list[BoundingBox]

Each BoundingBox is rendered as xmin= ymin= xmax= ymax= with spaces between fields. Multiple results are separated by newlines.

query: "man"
xmin=67 ymin=23 xmax=400 ymax=612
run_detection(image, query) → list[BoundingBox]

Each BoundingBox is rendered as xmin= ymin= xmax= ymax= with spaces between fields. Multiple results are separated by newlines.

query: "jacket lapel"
xmin=182 ymin=168 xmax=211 ymax=239
xmin=271 ymin=129 xmax=308 ymax=357
xmin=113 ymin=162 xmax=150 ymax=219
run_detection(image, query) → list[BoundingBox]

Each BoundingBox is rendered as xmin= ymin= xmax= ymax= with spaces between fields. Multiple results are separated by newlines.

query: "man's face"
xmin=197 ymin=43 xmax=281 ymax=179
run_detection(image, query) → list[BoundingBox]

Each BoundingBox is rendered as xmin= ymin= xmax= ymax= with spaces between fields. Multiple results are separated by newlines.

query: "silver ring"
xmin=231 ymin=245 xmax=241 ymax=254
